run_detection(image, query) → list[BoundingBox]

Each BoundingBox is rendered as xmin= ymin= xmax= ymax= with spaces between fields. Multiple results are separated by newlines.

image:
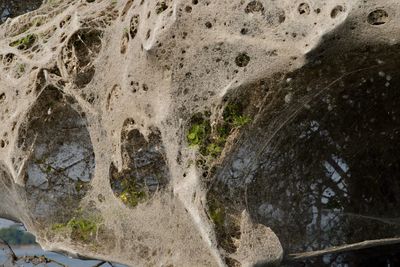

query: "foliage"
xmin=119 ymin=178 xmax=147 ymax=208
xmin=223 ymin=103 xmax=251 ymax=127
xmin=187 ymin=103 xmax=251 ymax=161
xmin=9 ymin=34 xmax=37 ymax=50
xmin=233 ymin=114 xmax=251 ymax=127
xmin=67 ymin=217 xmax=98 ymax=242
xmin=51 ymin=211 xmax=100 ymax=243
xmin=206 ymin=143 xmax=223 ymax=158
xmin=210 ymin=206 xmax=224 ymax=227
xmin=0 ymin=226 xmax=36 ymax=245
xmin=187 ymin=118 xmax=210 ymax=147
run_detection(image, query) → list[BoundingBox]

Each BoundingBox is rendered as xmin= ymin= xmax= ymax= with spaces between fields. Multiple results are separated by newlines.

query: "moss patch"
xmin=186 ymin=102 xmax=251 ymax=254
xmin=110 ymin=166 xmax=147 ymax=208
xmin=118 ymin=178 xmax=147 ymax=207
xmin=207 ymin=189 xmax=241 ymax=254
xmin=51 ymin=211 xmax=101 ymax=243
xmin=187 ymin=102 xmax=251 ymax=162
xmin=187 ymin=115 xmax=211 ymax=148
xmin=9 ymin=34 xmax=37 ymax=50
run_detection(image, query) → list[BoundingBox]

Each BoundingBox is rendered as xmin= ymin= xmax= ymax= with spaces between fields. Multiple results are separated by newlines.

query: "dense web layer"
xmin=0 ymin=0 xmax=400 ymax=266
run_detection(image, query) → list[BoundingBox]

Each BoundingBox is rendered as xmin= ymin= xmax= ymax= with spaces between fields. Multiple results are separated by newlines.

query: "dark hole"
xmin=245 ymin=44 xmax=400 ymax=258
xmin=330 ymin=5 xmax=344 ymax=18
xmin=185 ymin=6 xmax=192 ymax=13
xmin=0 ymin=0 xmax=43 ymax=24
xmin=235 ymin=53 xmax=250 ymax=67
xmin=298 ymin=3 xmax=310 ymax=15
xmin=245 ymin=1 xmax=264 ymax=14
xmin=240 ymin=28 xmax=248 ymax=35
xmin=368 ymin=9 xmax=389 ymax=25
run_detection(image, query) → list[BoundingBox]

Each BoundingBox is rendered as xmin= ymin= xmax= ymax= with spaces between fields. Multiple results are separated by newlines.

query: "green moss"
xmin=210 ymin=206 xmax=224 ymax=227
xmin=206 ymin=143 xmax=223 ymax=158
xmin=187 ymin=103 xmax=251 ymax=170
xmin=118 ymin=176 xmax=147 ymax=208
xmin=51 ymin=215 xmax=100 ymax=243
xmin=223 ymin=103 xmax=250 ymax=127
xmin=67 ymin=217 xmax=98 ymax=242
xmin=51 ymin=223 xmax=66 ymax=232
xmin=187 ymin=117 xmax=211 ymax=147
xmin=232 ymin=114 xmax=251 ymax=127
xmin=208 ymin=198 xmax=226 ymax=230
xmin=75 ymin=180 xmax=87 ymax=193
xmin=207 ymin=190 xmax=241 ymax=253
xmin=9 ymin=34 xmax=37 ymax=50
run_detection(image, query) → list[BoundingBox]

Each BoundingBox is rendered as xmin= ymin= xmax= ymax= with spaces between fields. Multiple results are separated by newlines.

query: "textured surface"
xmin=0 ymin=0 xmax=400 ymax=266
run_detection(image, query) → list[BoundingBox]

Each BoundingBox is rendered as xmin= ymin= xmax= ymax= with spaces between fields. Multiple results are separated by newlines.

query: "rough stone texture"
xmin=0 ymin=0 xmax=400 ymax=266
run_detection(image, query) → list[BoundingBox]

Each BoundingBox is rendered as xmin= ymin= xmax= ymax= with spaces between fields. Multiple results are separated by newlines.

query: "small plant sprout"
xmin=187 ymin=118 xmax=210 ymax=147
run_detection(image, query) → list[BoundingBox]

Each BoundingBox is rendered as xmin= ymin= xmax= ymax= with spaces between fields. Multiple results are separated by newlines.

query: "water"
xmin=0 ymin=245 xmax=114 ymax=267
xmin=0 ymin=219 xmax=126 ymax=267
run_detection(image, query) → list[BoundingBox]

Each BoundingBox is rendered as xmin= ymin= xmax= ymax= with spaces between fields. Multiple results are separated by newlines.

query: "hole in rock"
xmin=251 ymin=48 xmax=400 ymax=259
xmin=211 ymin=40 xmax=400 ymax=264
xmin=17 ymin=86 xmax=95 ymax=225
xmin=0 ymin=0 xmax=42 ymax=24
xmin=185 ymin=6 xmax=192 ymax=13
xmin=110 ymin=121 xmax=170 ymax=208
xmin=235 ymin=53 xmax=250 ymax=67
xmin=245 ymin=1 xmax=264 ymax=14
xmin=298 ymin=3 xmax=310 ymax=15
xmin=330 ymin=5 xmax=344 ymax=18
xmin=62 ymin=29 xmax=102 ymax=88
xmin=368 ymin=9 xmax=389 ymax=25
xmin=3 ymin=53 xmax=15 ymax=66
xmin=121 ymin=0 xmax=134 ymax=19
xmin=129 ymin=15 xmax=139 ymax=39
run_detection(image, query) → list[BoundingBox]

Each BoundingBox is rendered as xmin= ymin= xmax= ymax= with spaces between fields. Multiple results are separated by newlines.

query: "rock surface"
xmin=0 ymin=0 xmax=400 ymax=266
